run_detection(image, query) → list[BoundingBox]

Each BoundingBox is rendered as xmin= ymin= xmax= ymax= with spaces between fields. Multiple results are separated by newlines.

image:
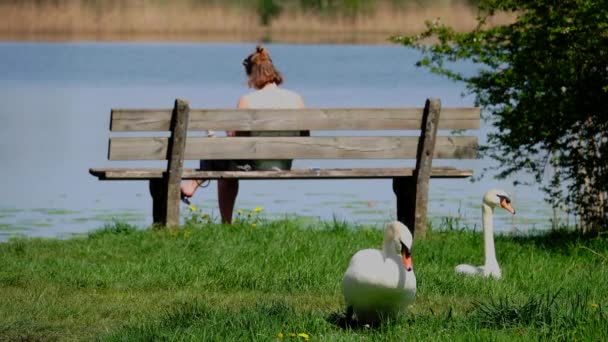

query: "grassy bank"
xmin=0 ymin=0 xmax=513 ymax=43
xmin=1 ymin=219 xmax=607 ymax=341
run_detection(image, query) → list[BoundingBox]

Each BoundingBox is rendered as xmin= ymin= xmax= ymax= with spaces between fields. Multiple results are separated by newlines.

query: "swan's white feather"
xmin=455 ymin=264 xmax=501 ymax=279
xmin=455 ymin=189 xmax=513 ymax=280
xmin=341 ymin=222 xmax=416 ymax=323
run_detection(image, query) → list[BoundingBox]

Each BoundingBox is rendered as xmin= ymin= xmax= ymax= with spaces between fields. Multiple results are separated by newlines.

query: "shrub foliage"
xmin=392 ymin=0 xmax=608 ymax=232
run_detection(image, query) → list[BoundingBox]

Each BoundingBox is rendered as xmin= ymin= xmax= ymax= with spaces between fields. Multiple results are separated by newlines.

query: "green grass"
xmin=1 ymin=219 xmax=607 ymax=341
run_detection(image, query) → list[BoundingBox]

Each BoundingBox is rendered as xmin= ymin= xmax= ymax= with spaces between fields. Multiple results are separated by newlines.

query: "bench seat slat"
xmin=108 ymin=136 xmax=478 ymax=160
xmin=110 ymin=107 xmax=480 ymax=131
xmin=89 ymin=167 xmax=473 ymax=180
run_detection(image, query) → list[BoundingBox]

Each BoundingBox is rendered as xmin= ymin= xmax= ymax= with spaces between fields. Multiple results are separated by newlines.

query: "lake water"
xmin=0 ymin=42 xmax=567 ymax=241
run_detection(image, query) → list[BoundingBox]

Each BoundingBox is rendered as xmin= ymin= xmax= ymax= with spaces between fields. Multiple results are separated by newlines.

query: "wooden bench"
xmin=89 ymin=98 xmax=480 ymax=238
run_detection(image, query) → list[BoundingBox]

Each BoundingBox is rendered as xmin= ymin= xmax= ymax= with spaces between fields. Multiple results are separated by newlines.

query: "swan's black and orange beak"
xmin=500 ymin=197 xmax=516 ymax=214
xmin=400 ymin=242 xmax=413 ymax=272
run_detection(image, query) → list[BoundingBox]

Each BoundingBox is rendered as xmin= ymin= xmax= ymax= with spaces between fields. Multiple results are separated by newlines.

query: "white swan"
xmin=342 ymin=221 xmax=416 ymax=324
xmin=455 ymin=189 xmax=516 ymax=279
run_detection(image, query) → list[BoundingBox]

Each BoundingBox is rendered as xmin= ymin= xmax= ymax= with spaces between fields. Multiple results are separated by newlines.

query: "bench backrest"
xmin=98 ymin=98 xmax=480 ymax=234
xmin=107 ymin=102 xmax=480 ymax=162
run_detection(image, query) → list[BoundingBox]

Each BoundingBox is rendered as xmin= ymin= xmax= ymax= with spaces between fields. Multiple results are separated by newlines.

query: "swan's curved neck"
xmin=482 ymin=203 xmax=498 ymax=267
xmin=383 ymin=241 xmax=397 ymax=257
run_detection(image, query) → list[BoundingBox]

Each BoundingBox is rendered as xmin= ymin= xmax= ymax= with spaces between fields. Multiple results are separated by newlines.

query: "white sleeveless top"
xmin=242 ymin=83 xmax=302 ymax=109
xmin=242 ymin=82 xmax=303 ymax=138
xmin=241 ymin=83 xmax=303 ymax=170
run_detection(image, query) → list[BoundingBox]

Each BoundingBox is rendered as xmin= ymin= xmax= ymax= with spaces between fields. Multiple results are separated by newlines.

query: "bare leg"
xmin=218 ymin=179 xmax=239 ymax=224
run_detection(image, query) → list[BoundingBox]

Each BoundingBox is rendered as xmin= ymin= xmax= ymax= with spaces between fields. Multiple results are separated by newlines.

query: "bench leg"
xmin=392 ymin=177 xmax=416 ymax=237
xmin=149 ymin=179 xmax=167 ymax=226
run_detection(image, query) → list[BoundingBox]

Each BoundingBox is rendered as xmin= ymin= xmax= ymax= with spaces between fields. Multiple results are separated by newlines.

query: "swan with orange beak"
xmin=455 ymin=188 xmax=516 ymax=279
xmin=342 ymin=221 xmax=416 ymax=324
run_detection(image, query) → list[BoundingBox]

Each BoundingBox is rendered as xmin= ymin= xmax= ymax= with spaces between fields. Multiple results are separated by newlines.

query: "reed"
xmin=0 ymin=0 xmax=514 ymax=43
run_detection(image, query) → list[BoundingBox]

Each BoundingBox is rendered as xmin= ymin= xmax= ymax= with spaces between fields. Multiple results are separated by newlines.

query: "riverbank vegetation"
xmin=393 ymin=0 xmax=608 ymax=232
xmin=1 ymin=219 xmax=607 ymax=340
xmin=0 ymin=0 xmax=513 ymax=43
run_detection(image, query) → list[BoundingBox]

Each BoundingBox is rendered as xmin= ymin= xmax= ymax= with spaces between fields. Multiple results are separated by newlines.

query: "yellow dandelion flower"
xmin=591 ymin=303 xmax=599 ymax=309
xmin=288 ymin=333 xmax=296 ymax=337
xmin=248 ymin=212 xmax=253 ymax=218
xmin=277 ymin=332 xmax=284 ymax=339
xmin=202 ymin=214 xmax=210 ymax=219
xmin=298 ymin=333 xmax=310 ymax=340
xmin=237 ymin=209 xmax=243 ymax=215
xmin=251 ymin=223 xmax=257 ymax=228
xmin=254 ymin=207 xmax=264 ymax=212
xmin=188 ymin=205 xmax=197 ymax=212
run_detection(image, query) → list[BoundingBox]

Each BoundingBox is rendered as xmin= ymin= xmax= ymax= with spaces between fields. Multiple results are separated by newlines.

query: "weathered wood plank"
xmin=412 ymin=98 xmax=441 ymax=238
xmin=162 ymin=98 xmax=189 ymax=227
xmin=108 ymin=136 xmax=478 ymax=160
xmin=110 ymin=107 xmax=480 ymax=131
xmin=89 ymin=167 xmax=474 ymax=180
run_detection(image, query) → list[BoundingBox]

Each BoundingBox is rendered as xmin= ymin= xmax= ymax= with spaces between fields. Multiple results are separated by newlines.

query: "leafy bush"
xmin=393 ymin=0 xmax=608 ymax=233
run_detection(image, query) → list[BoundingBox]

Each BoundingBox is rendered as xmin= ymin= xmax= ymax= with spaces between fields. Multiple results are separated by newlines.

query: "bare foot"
xmin=181 ymin=180 xmax=204 ymax=198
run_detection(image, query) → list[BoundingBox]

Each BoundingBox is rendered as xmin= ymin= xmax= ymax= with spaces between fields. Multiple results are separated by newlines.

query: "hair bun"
xmin=255 ymin=45 xmax=270 ymax=61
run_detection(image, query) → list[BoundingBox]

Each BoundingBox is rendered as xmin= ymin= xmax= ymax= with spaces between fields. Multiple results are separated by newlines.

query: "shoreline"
xmin=0 ymin=31 xmax=408 ymax=45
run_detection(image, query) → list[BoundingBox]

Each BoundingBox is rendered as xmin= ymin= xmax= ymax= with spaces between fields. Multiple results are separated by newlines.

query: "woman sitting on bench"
xmin=180 ymin=45 xmax=309 ymax=224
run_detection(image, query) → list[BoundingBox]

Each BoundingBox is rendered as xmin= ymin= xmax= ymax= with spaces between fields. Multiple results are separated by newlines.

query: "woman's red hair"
xmin=243 ymin=46 xmax=283 ymax=89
